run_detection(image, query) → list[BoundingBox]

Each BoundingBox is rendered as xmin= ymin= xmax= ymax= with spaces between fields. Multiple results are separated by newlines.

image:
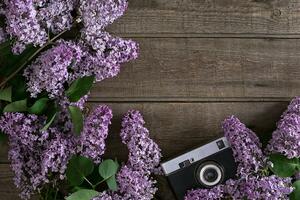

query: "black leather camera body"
xmin=161 ymin=137 xmax=237 ymax=200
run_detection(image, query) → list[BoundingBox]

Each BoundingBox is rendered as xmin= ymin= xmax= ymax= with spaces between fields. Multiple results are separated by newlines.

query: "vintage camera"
xmin=161 ymin=137 xmax=237 ymax=200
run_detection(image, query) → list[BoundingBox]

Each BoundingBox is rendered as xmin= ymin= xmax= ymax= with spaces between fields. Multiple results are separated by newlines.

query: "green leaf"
xmin=98 ymin=159 xmax=119 ymax=179
xmin=0 ymin=86 xmax=12 ymax=102
xmin=107 ymin=175 xmax=118 ymax=191
xmin=41 ymin=111 xmax=56 ymax=131
xmin=66 ymin=156 xmax=94 ymax=186
xmin=66 ymin=75 xmax=95 ymax=102
xmin=68 ymin=106 xmax=83 ymax=135
xmin=269 ymin=154 xmax=300 ymax=177
xmin=28 ymin=98 xmax=49 ymax=115
xmin=3 ymin=99 xmax=27 ymax=113
xmin=66 ymin=189 xmax=99 ymax=200
xmin=290 ymin=180 xmax=300 ymax=200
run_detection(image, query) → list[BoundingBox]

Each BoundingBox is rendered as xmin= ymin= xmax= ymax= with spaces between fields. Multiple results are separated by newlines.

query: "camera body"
xmin=161 ymin=137 xmax=237 ymax=200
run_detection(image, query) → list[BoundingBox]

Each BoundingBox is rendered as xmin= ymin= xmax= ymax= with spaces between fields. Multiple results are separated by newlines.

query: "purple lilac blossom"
xmin=0 ymin=112 xmax=77 ymax=199
xmin=24 ymin=40 xmax=83 ymax=98
xmin=266 ymin=97 xmax=300 ymax=158
xmin=40 ymin=128 xmax=77 ymax=181
xmin=72 ymin=34 xmax=139 ymax=82
xmin=184 ymin=185 xmax=224 ymax=200
xmin=79 ymin=0 xmax=127 ymax=41
xmin=185 ymin=176 xmax=292 ymax=200
xmin=4 ymin=0 xmax=48 ymax=54
xmin=120 ymin=110 xmax=162 ymax=173
xmin=35 ymin=0 xmax=75 ymax=33
xmin=226 ymin=176 xmax=292 ymax=200
xmin=93 ymin=110 xmax=161 ymax=200
xmin=222 ymin=115 xmax=267 ymax=177
xmin=80 ymin=105 xmax=113 ymax=163
xmin=116 ymin=165 xmax=157 ymax=200
xmin=93 ymin=165 xmax=157 ymax=200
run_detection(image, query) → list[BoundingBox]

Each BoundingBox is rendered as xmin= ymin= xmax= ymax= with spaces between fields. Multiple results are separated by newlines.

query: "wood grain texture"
xmin=107 ymin=0 xmax=300 ymax=37
xmin=2 ymin=0 xmax=300 ymax=199
xmin=90 ymin=38 xmax=300 ymax=101
xmin=0 ymin=101 xmax=289 ymax=163
xmin=0 ymin=164 xmax=25 ymax=200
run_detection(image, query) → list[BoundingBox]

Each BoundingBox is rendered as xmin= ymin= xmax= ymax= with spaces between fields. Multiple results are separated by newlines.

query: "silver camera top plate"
xmin=161 ymin=137 xmax=231 ymax=175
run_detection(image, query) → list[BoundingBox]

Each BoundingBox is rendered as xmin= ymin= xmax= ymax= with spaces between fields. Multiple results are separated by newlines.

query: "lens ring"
xmin=196 ymin=161 xmax=224 ymax=187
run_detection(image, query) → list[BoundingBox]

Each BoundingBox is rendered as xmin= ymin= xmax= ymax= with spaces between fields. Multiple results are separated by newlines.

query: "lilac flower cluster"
xmin=35 ymin=0 xmax=76 ymax=33
xmin=120 ymin=110 xmax=162 ymax=172
xmin=71 ymin=34 xmax=138 ymax=83
xmin=266 ymin=96 xmax=300 ymax=159
xmin=224 ymin=176 xmax=292 ymax=200
xmin=24 ymin=40 xmax=83 ymax=98
xmin=184 ymin=185 xmax=224 ymax=200
xmin=0 ymin=112 xmax=77 ymax=199
xmin=79 ymin=0 xmax=127 ymax=46
xmin=0 ymin=105 xmax=114 ymax=199
xmin=80 ymin=105 xmax=113 ymax=163
xmin=4 ymin=0 xmax=48 ymax=53
xmin=222 ymin=115 xmax=267 ymax=177
xmin=93 ymin=111 xmax=162 ymax=200
xmin=185 ymin=171 xmax=292 ymax=200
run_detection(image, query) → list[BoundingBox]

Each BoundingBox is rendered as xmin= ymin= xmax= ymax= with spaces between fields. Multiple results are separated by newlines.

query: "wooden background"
xmin=1 ymin=0 xmax=300 ymax=199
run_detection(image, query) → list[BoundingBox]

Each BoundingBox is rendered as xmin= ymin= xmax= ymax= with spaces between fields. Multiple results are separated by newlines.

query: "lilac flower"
xmin=226 ymin=176 xmax=292 ymax=200
xmin=35 ymin=0 xmax=76 ymax=33
xmin=93 ymin=110 xmax=161 ymax=200
xmin=266 ymin=97 xmax=300 ymax=158
xmin=79 ymin=0 xmax=127 ymax=36
xmin=4 ymin=0 xmax=48 ymax=54
xmin=222 ymin=116 xmax=267 ymax=177
xmin=185 ymin=176 xmax=292 ymax=200
xmin=94 ymin=166 xmax=158 ymax=200
xmin=24 ymin=40 xmax=83 ymax=98
xmin=80 ymin=105 xmax=113 ymax=163
xmin=184 ymin=185 xmax=224 ymax=200
xmin=116 ymin=165 xmax=157 ymax=200
xmin=40 ymin=128 xmax=77 ymax=180
xmin=120 ymin=110 xmax=162 ymax=173
xmin=0 ymin=112 xmax=77 ymax=199
xmin=72 ymin=34 xmax=139 ymax=82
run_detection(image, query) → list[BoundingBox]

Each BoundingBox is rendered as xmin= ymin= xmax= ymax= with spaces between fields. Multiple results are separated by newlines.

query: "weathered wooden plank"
xmin=90 ymin=38 xmax=300 ymax=101
xmin=0 ymin=101 xmax=289 ymax=163
xmin=0 ymin=164 xmax=24 ymax=200
xmin=108 ymin=0 xmax=300 ymax=36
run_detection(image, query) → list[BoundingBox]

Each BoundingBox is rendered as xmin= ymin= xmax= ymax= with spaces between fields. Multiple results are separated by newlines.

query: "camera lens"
xmin=196 ymin=161 xmax=224 ymax=187
xmin=203 ymin=168 xmax=218 ymax=182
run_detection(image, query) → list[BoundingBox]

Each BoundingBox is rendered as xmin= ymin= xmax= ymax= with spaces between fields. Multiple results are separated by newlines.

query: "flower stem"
xmin=83 ymin=176 xmax=95 ymax=190
xmin=0 ymin=28 xmax=68 ymax=88
xmin=93 ymin=175 xmax=113 ymax=188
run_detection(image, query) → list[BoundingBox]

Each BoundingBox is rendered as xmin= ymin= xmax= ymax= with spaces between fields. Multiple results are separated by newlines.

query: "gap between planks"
xmin=117 ymin=33 xmax=300 ymax=39
xmin=87 ymin=97 xmax=295 ymax=103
